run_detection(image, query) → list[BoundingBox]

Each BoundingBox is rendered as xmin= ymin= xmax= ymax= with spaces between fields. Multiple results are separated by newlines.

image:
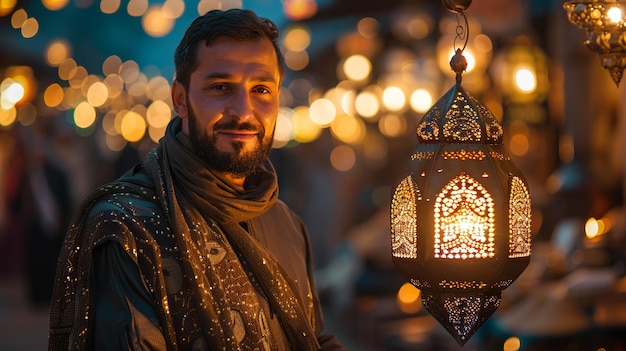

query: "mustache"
xmin=214 ymin=120 xmax=262 ymax=133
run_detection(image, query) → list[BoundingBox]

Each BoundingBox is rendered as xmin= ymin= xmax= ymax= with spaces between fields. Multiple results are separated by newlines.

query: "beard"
xmin=187 ymin=105 xmax=274 ymax=178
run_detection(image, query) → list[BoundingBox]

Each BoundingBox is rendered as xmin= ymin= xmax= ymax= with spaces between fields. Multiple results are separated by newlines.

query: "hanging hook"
xmin=442 ymin=0 xmax=472 ymax=84
xmin=454 ymin=11 xmax=470 ymax=54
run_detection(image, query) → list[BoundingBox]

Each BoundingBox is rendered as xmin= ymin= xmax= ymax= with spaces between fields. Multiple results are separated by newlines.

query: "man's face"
xmin=172 ymin=36 xmax=281 ymax=178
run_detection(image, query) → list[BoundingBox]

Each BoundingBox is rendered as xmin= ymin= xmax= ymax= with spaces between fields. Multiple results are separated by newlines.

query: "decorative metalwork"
xmin=509 ymin=176 xmax=532 ymax=258
xmin=439 ymin=280 xmax=488 ymax=289
xmin=489 ymin=150 xmax=510 ymax=161
xmin=564 ymin=1 xmax=626 ymax=86
xmin=416 ymin=114 xmax=441 ymax=141
xmin=411 ymin=151 xmax=435 ymax=160
xmin=421 ymin=291 xmax=501 ymax=346
xmin=410 ymin=279 xmax=432 ymax=289
xmin=417 ymin=88 xmax=503 ymax=144
xmin=391 ymin=176 xmax=418 ymax=259
xmin=442 ymin=149 xmax=486 ymax=160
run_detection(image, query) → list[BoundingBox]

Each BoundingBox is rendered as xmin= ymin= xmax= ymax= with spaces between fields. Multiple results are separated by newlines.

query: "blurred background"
xmin=1 ymin=0 xmax=626 ymax=350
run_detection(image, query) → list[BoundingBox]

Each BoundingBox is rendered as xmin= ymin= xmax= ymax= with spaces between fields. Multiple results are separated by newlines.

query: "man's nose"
xmin=227 ymin=89 xmax=254 ymax=120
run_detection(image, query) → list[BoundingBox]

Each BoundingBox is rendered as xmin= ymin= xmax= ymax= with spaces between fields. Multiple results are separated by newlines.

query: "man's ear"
xmin=171 ymin=80 xmax=188 ymax=118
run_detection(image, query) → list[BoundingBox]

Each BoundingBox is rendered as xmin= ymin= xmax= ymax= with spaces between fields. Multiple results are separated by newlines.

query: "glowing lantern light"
xmin=391 ymin=1 xmax=531 ymax=345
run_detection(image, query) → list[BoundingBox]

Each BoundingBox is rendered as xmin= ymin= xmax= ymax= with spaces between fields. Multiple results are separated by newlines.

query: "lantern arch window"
xmin=391 ymin=175 xmax=419 ymax=259
xmin=434 ymin=173 xmax=495 ymax=259
xmin=509 ymin=176 xmax=532 ymax=258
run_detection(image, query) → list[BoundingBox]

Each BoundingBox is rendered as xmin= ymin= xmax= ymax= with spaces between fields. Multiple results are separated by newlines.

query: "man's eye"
xmin=254 ymin=87 xmax=270 ymax=94
xmin=210 ymin=84 xmax=228 ymax=91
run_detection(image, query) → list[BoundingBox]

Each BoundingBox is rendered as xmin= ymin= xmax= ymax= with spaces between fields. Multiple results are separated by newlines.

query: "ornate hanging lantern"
xmin=390 ymin=1 xmax=532 ymax=346
xmin=563 ymin=0 xmax=626 ymax=86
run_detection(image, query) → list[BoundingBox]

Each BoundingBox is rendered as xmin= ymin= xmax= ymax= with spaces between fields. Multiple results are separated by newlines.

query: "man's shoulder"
xmin=271 ymin=199 xmax=298 ymax=217
xmin=86 ymin=164 xmax=162 ymax=220
xmin=265 ymin=199 xmax=305 ymax=229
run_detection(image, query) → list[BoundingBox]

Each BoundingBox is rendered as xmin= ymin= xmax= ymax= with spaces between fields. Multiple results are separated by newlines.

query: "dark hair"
xmin=174 ymin=9 xmax=284 ymax=89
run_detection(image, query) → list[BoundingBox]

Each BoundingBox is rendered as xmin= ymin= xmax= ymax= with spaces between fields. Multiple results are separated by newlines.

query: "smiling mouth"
xmin=217 ymin=130 xmax=258 ymax=141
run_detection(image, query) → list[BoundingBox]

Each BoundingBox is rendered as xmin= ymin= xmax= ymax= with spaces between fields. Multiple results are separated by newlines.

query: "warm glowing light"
xmin=330 ymin=144 xmax=356 ymax=171
xmin=0 ymin=106 xmax=16 ymax=126
xmin=608 ymin=7 xmax=622 ymax=23
xmin=284 ymin=50 xmax=309 ymax=71
xmin=127 ymin=0 xmax=148 ymax=16
xmin=283 ymin=26 xmax=311 ymax=52
xmin=434 ymin=174 xmax=495 ymax=260
xmin=3 ymin=66 xmax=34 ymax=104
xmin=100 ymin=0 xmax=121 ymax=14
xmin=85 ymin=81 xmax=107 ymax=107
xmin=45 ymin=40 xmax=71 ymax=67
xmin=146 ymin=100 xmax=171 ymax=128
xmin=21 ymin=17 xmax=39 ymax=38
xmin=0 ymin=0 xmax=17 ymax=17
xmin=127 ymin=74 xmax=148 ymax=97
xmin=509 ymin=133 xmax=529 ymax=157
xmin=42 ymin=0 xmax=69 ymax=11
xmin=197 ymin=0 xmax=242 ymax=15
xmin=292 ymin=106 xmax=321 ymax=143
xmin=515 ymin=68 xmax=536 ymax=93
xmin=382 ymin=86 xmax=406 ymax=111
xmin=58 ymin=58 xmax=77 ymax=81
xmin=379 ymin=113 xmax=406 ymax=138
xmin=273 ymin=107 xmax=294 ymax=148
xmin=407 ymin=15 xmax=431 ymax=39
xmin=105 ymin=133 xmax=127 ymax=152
xmin=146 ymin=76 xmax=171 ymax=101
xmin=102 ymin=111 xmax=117 ymax=135
xmin=330 ymin=113 xmax=365 ymax=144
xmin=503 ymin=336 xmax=521 ymax=351
xmin=585 ymin=217 xmax=607 ymax=239
xmin=44 ymin=83 xmax=64 ymax=108
xmin=119 ymin=60 xmax=140 ymax=84
xmin=474 ymin=34 xmax=493 ymax=54
xmin=309 ymin=98 xmax=336 ymax=126
xmin=397 ymin=282 xmax=421 ymax=314
xmin=354 ymin=91 xmax=379 ymax=118
xmin=339 ymin=87 xmax=356 ymax=115
xmin=62 ymin=87 xmax=81 ymax=109
xmin=102 ymin=55 xmax=123 ymax=76
xmin=283 ymin=0 xmax=317 ymax=21
xmin=74 ymin=101 xmax=97 ymax=129
xmin=121 ymin=110 xmax=146 ymax=142
xmin=585 ymin=217 xmax=599 ymax=239
xmin=148 ymin=124 xmax=167 ymax=143
xmin=0 ymin=78 xmax=25 ymax=109
xmin=104 ymin=74 xmax=124 ymax=99
xmin=463 ymin=50 xmax=476 ymax=72
xmin=357 ymin=17 xmax=380 ymax=39
xmin=410 ymin=89 xmax=433 ymax=113
xmin=10 ymin=9 xmax=27 ymax=28
xmin=18 ymin=103 xmax=36 ymax=126
xmin=68 ymin=66 xmax=88 ymax=89
xmin=343 ymin=55 xmax=371 ymax=82
xmin=162 ymin=0 xmax=185 ymax=19
xmin=142 ymin=5 xmax=175 ymax=37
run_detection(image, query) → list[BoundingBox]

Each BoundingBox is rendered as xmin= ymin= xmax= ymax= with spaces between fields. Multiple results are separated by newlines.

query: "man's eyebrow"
xmin=203 ymin=72 xmax=278 ymax=84
xmin=203 ymin=72 xmax=232 ymax=80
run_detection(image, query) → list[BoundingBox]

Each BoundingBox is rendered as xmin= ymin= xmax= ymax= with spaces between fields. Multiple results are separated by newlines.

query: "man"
xmin=49 ymin=9 xmax=346 ymax=350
